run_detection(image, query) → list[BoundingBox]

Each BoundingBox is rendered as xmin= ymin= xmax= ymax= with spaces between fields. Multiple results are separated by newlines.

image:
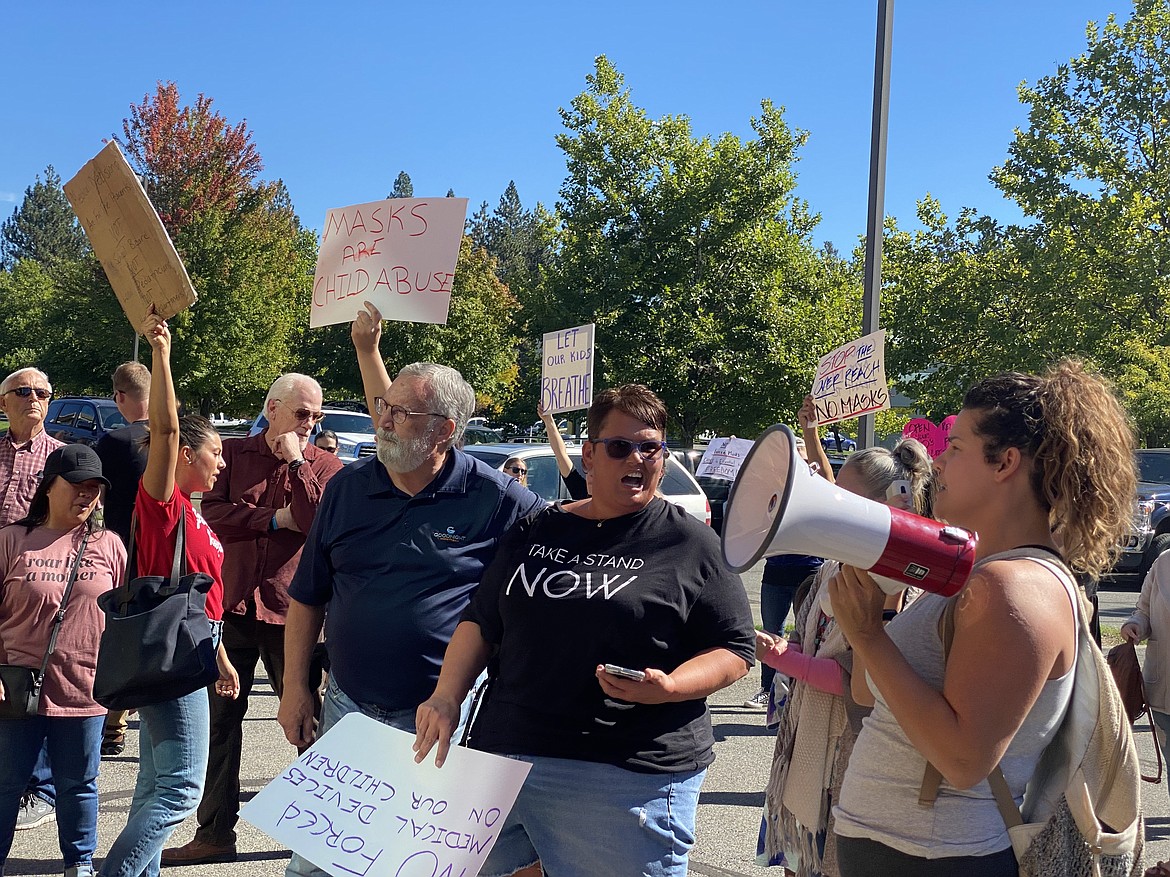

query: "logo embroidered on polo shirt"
xmin=433 ymin=525 xmax=467 ymax=544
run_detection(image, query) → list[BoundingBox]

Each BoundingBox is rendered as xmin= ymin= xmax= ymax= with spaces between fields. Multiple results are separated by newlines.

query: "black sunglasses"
xmin=590 ymin=438 xmax=669 ymax=460
xmin=506 ymin=465 xmax=528 ymax=475
xmin=5 ymin=387 xmax=52 ymax=400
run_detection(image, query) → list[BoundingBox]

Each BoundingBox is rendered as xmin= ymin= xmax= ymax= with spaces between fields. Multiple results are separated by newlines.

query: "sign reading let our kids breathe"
xmin=810 ymin=330 xmax=891 ymax=427
xmin=242 ymin=713 xmax=530 ymax=877
xmin=310 ymin=197 xmax=468 ymax=328
xmin=541 ymin=323 xmax=595 ymax=415
xmin=63 ymin=141 xmax=198 ymax=331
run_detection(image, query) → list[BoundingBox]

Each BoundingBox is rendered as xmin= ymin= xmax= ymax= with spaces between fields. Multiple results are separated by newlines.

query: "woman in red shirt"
xmin=100 ymin=314 xmax=239 ymax=877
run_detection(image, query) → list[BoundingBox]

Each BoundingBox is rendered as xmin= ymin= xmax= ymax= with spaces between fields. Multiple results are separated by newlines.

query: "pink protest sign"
xmin=902 ymin=416 xmax=956 ymax=459
xmin=310 ymin=197 xmax=468 ymax=328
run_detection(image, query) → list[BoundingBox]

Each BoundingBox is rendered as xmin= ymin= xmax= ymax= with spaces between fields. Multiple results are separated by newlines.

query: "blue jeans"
xmin=28 ymin=741 xmax=55 ymax=805
xmin=0 ymin=713 xmax=103 ymax=872
xmin=98 ymin=688 xmax=210 ymax=877
xmin=482 ymin=755 xmax=706 ymax=877
xmin=285 ymin=676 xmax=475 ymax=877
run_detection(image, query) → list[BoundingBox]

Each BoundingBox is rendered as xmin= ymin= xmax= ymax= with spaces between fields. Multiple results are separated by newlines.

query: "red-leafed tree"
xmin=120 ymin=82 xmax=264 ymax=232
xmin=54 ymin=81 xmax=319 ymax=415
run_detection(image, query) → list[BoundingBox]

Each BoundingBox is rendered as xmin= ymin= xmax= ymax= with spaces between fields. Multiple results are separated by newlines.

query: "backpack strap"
xmin=918 ymin=550 xmax=1078 ymax=816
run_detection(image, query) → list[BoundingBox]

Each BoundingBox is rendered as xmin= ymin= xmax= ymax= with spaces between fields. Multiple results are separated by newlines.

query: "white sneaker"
xmin=743 ymin=688 xmax=770 ymax=710
xmin=64 ymin=865 xmax=95 ymax=877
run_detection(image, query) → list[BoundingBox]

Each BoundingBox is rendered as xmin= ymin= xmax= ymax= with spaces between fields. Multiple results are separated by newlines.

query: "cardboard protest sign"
xmin=541 ymin=323 xmax=594 ymax=414
xmin=242 ymin=713 xmax=530 ymax=877
xmin=63 ymin=141 xmax=198 ymax=330
xmin=696 ymin=437 xmax=755 ymax=481
xmin=311 ymin=197 xmax=468 ymax=328
xmin=902 ymin=416 xmax=956 ymax=459
xmin=810 ymin=330 xmax=890 ymax=427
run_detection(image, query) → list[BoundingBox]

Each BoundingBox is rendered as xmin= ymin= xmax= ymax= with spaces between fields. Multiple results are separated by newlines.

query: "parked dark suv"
xmin=44 ymin=397 xmax=128 ymax=446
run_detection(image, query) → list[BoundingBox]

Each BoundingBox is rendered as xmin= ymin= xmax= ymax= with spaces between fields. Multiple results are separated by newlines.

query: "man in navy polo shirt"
xmin=278 ymin=304 xmax=543 ymax=877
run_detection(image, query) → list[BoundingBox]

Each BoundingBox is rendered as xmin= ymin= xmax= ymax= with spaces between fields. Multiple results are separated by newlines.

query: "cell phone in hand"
xmin=603 ymin=664 xmax=646 ymax=682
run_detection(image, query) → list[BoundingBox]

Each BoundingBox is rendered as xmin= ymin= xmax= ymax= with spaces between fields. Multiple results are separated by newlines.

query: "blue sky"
xmin=1 ymin=1 xmax=1128 ymax=252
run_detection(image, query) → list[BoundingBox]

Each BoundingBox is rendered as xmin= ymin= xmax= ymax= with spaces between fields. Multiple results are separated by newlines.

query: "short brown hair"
xmin=112 ymin=362 xmax=150 ymax=400
xmin=587 ymin=384 xmax=668 ymax=438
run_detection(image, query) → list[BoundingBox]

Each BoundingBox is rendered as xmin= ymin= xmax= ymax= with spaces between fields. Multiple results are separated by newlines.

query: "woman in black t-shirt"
xmin=415 ymin=385 xmax=755 ymax=877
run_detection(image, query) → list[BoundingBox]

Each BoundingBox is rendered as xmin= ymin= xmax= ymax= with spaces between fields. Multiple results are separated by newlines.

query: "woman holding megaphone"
xmin=828 ymin=362 xmax=1135 ymax=877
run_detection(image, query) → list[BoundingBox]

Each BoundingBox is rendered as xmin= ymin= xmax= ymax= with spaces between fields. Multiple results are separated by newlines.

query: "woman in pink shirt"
xmin=0 ymin=444 xmax=127 ymax=877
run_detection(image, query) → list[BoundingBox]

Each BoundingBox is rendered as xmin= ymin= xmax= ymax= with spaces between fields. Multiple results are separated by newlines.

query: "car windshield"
xmin=321 ymin=413 xmax=374 ymax=435
xmin=98 ymin=406 xmax=128 ymax=429
xmin=1137 ymin=452 xmax=1170 ymax=485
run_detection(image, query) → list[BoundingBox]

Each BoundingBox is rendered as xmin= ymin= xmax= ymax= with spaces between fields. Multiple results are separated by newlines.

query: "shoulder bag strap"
xmin=37 ymin=531 xmax=91 ymax=678
xmin=170 ymin=506 xmax=188 ymax=582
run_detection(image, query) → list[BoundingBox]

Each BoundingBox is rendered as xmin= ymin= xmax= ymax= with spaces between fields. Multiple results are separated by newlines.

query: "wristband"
xmin=289 ymin=459 xmax=304 ymax=473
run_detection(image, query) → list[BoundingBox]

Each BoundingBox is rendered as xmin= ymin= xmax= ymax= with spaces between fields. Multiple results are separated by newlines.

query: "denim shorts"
xmin=480 ymin=754 xmax=705 ymax=877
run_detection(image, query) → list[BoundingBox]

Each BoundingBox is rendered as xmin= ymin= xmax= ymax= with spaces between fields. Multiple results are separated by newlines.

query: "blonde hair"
xmin=841 ymin=438 xmax=933 ymax=515
xmin=963 ymin=360 xmax=1136 ymax=577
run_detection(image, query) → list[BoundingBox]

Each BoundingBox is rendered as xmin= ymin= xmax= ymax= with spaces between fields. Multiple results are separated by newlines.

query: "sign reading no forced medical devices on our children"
xmin=311 ymin=197 xmax=469 ymax=328
xmin=242 ymin=713 xmax=531 ymax=877
xmin=541 ymin=323 xmax=595 ymax=415
xmin=810 ymin=329 xmax=891 ymax=427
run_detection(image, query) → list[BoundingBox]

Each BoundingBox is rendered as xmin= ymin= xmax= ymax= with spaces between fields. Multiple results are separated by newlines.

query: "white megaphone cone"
xmin=721 ymin=425 xmax=977 ymax=613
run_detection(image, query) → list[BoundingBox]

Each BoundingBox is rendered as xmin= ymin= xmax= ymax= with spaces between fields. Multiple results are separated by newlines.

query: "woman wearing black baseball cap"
xmin=0 ymin=444 xmax=127 ymax=877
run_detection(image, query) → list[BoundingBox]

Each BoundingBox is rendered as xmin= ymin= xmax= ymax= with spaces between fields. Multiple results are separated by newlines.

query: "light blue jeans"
xmin=481 ymin=755 xmax=706 ymax=877
xmin=98 ymin=688 xmax=211 ymax=877
xmin=285 ymin=676 xmax=476 ymax=877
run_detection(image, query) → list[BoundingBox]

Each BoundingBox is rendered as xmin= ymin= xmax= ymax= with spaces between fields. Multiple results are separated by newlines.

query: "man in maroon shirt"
xmin=0 ymin=367 xmax=64 ymax=833
xmin=161 ymin=373 xmax=343 ymax=866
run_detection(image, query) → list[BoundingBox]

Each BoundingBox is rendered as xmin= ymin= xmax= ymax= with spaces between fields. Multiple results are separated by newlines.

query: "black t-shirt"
xmin=95 ymin=421 xmax=149 ymax=545
xmin=561 ymin=467 xmax=589 ymax=501
xmin=463 ymin=498 xmax=755 ymax=773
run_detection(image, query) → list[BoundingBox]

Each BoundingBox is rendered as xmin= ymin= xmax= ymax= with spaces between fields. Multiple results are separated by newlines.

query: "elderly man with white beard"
xmin=276 ymin=303 xmax=545 ymax=877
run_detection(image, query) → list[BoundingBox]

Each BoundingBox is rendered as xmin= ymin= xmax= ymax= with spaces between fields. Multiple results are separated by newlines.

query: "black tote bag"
xmin=93 ymin=512 xmax=219 ymax=709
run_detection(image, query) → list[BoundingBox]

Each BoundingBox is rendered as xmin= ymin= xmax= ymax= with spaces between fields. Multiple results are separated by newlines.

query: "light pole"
xmin=859 ymin=0 xmax=894 ymax=449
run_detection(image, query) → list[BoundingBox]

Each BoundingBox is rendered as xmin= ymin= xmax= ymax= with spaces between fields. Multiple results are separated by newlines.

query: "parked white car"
xmin=461 ymin=442 xmax=711 ymax=526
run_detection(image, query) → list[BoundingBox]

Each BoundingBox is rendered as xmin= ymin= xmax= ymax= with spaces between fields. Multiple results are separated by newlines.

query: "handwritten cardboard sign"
xmin=541 ymin=323 xmax=595 ymax=414
xmin=242 ymin=713 xmax=530 ymax=877
xmin=63 ymin=141 xmax=198 ymax=330
xmin=695 ymin=437 xmax=755 ymax=481
xmin=311 ymin=197 xmax=468 ymax=328
xmin=810 ymin=330 xmax=890 ymax=427
xmin=902 ymin=416 xmax=956 ymax=459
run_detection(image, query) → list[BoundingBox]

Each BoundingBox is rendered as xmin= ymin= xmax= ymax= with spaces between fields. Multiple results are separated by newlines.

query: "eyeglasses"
xmin=505 ymin=466 xmax=528 ymax=475
xmin=274 ymin=400 xmax=324 ymax=423
xmin=4 ymin=387 xmax=52 ymax=400
xmin=373 ymin=397 xmax=448 ymax=424
xmin=590 ymin=438 xmax=670 ymax=460
xmin=318 ymin=445 xmax=338 ymax=454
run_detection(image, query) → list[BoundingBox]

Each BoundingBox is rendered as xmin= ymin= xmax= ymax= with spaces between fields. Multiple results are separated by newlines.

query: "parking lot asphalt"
xmin=7 ymin=567 xmax=1170 ymax=875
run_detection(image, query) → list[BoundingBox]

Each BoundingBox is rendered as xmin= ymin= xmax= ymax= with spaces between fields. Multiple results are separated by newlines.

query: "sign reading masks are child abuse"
xmin=311 ymin=198 xmax=468 ymax=328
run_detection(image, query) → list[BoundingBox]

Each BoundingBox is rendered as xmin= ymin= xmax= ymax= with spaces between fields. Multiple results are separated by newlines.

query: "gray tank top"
xmin=832 ymin=549 xmax=1078 ymax=858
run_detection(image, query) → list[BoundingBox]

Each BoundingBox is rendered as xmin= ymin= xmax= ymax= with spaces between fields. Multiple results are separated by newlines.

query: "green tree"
xmin=882 ymin=2 xmax=1170 ymax=439
xmin=390 ymin=172 xmax=414 ymax=198
xmin=117 ymin=83 xmax=314 ymax=413
xmin=547 ymin=57 xmax=858 ymax=444
xmin=0 ymin=166 xmax=88 ymax=269
xmin=0 ymin=261 xmax=56 ymax=374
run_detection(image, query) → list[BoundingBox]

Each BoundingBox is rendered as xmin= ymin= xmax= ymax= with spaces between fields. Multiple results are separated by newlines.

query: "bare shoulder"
xmin=956 ymin=557 xmax=1074 ymax=633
